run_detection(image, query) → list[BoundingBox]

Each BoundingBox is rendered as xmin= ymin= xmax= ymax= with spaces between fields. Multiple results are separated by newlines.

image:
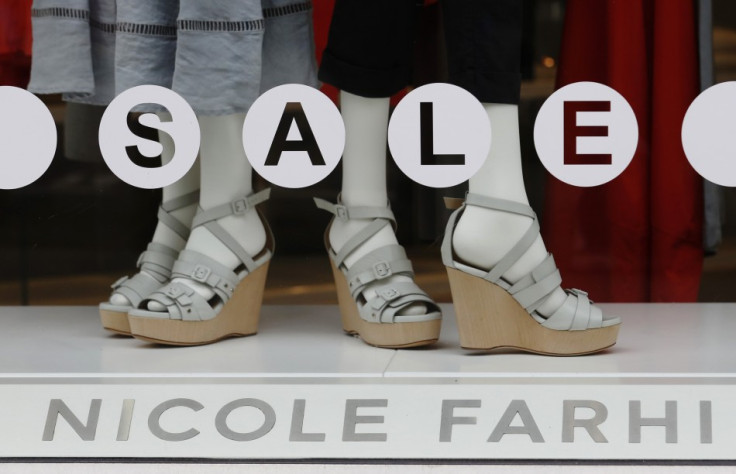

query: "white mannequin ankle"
xmin=147 ymin=113 xmax=266 ymax=312
xmin=109 ymin=112 xmax=200 ymax=307
xmin=452 ymin=103 xmax=567 ymax=316
xmin=329 ymin=91 xmax=425 ymax=316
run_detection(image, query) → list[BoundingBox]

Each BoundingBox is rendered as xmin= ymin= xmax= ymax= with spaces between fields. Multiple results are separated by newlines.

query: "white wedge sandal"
xmin=127 ymin=189 xmax=273 ymax=345
xmin=99 ymin=190 xmax=199 ymax=335
xmin=442 ymin=193 xmax=620 ymax=355
xmin=315 ymin=196 xmax=441 ymax=348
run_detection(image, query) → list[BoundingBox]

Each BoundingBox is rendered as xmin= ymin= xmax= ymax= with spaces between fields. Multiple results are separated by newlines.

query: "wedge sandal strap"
xmin=192 ymin=189 xmax=271 ymax=228
xmin=345 ymin=244 xmax=414 ymax=299
xmin=145 ymin=281 xmax=218 ymax=321
xmin=137 ymin=242 xmax=178 ymax=281
xmin=171 ymin=249 xmax=240 ymax=305
xmin=110 ymin=242 xmax=179 ymax=305
xmin=161 ymin=190 xmax=200 ymax=213
xmin=313 ymin=197 xmax=396 ymax=224
xmin=158 ymin=190 xmax=200 ymax=241
xmin=542 ymin=289 xmax=603 ymax=330
xmin=332 ymin=218 xmax=392 ymax=267
xmin=507 ymin=254 xmax=562 ymax=312
xmin=189 ymin=188 xmax=272 ymax=273
xmin=361 ymin=281 xmax=440 ymax=323
xmin=111 ymin=272 xmax=163 ymax=307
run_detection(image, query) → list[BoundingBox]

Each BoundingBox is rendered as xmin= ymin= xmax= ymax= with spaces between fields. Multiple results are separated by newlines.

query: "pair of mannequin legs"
xmin=108 ymin=113 xmax=266 ymax=312
xmin=109 ymin=90 xmax=565 ymax=327
xmin=331 ymin=91 xmax=566 ymax=318
xmin=107 ymin=87 xmax=618 ymax=354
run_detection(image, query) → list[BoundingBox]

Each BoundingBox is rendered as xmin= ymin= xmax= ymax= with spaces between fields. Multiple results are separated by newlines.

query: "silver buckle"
xmin=166 ymin=285 xmax=183 ymax=298
xmin=373 ymin=261 xmax=391 ymax=278
xmin=192 ymin=265 xmax=211 ymax=282
xmin=380 ymin=288 xmax=399 ymax=300
xmin=335 ymin=205 xmax=348 ymax=220
xmin=231 ymin=198 xmax=248 ymax=214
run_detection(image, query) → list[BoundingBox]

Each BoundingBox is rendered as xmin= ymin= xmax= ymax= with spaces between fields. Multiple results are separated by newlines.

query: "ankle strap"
xmin=161 ymin=190 xmax=200 ymax=213
xmin=193 ymin=188 xmax=271 ymax=228
xmin=314 ymin=197 xmax=396 ymax=224
xmin=441 ymin=192 xmax=540 ymax=283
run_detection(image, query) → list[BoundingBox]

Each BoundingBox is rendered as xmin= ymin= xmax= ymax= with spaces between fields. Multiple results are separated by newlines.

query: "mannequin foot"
xmin=99 ymin=191 xmax=199 ymax=335
xmin=442 ymin=194 xmax=620 ymax=355
xmin=452 ymin=204 xmax=567 ymax=317
xmin=329 ymin=219 xmax=427 ymax=317
xmin=146 ymin=208 xmax=267 ymax=312
xmin=108 ymin=202 xmax=197 ymax=308
xmin=128 ymin=190 xmax=273 ymax=346
xmin=315 ymin=197 xmax=441 ymax=348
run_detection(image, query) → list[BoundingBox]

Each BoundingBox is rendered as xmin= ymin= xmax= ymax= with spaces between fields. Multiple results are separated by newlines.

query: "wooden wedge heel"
xmin=442 ymin=193 xmax=621 ymax=356
xmin=315 ymin=196 xmax=441 ymax=348
xmin=128 ymin=262 xmax=269 ymax=345
xmin=127 ymin=189 xmax=273 ymax=346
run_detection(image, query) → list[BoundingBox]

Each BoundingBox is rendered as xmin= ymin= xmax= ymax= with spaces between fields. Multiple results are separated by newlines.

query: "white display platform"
xmin=0 ymin=303 xmax=735 ymax=461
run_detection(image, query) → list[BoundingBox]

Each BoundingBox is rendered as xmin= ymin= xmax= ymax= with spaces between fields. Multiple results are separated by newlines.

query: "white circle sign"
xmin=243 ymin=84 xmax=344 ymax=189
xmin=99 ymin=85 xmax=200 ymax=189
xmin=534 ymin=81 xmax=638 ymax=187
xmin=0 ymin=86 xmax=57 ymax=189
xmin=387 ymin=83 xmax=491 ymax=188
xmin=682 ymin=81 xmax=736 ymax=187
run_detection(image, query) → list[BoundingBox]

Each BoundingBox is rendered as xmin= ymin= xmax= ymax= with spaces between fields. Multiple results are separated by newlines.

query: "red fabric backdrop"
xmin=0 ymin=0 xmax=33 ymax=86
xmin=542 ymin=0 xmax=703 ymax=302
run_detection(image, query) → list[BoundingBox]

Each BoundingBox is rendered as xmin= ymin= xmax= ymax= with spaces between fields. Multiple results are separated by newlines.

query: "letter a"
xmin=265 ymin=102 xmax=325 ymax=166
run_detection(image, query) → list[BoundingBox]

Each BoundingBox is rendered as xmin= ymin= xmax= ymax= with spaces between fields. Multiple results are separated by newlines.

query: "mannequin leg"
xmin=328 ymin=91 xmax=425 ymax=316
xmin=147 ymin=113 xmax=266 ymax=311
xmin=108 ymin=112 xmax=200 ymax=307
xmin=452 ymin=104 xmax=567 ymax=316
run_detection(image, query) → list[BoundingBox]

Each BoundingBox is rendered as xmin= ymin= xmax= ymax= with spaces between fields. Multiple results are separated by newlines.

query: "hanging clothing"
xmin=0 ymin=0 xmax=33 ymax=87
xmin=28 ymin=0 xmax=318 ymax=116
xmin=542 ymin=0 xmax=703 ymax=302
xmin=318 ymin=0 xmax=522 ymax=104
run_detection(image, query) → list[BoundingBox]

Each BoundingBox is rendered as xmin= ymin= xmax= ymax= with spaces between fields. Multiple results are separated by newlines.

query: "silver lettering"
xmin=629 ymin=400 xmax=677 ymax=443
xmin=701 ymin=401 xmax=712 ymax=444
xmin=488 ymin=400 xmax=544 ymax=443
xmin=148 ymin=398 xmax=203 ymax=441
xmin=562 ymin=400 xmax=608 ymax=443
xmin=343 ymin=399 xmax=388 ymax=442
xmin=215 ymin=398 xmax=276 ymax=442
xmin=290 ymin=399 xmax=326 ymax=442
xmin=42 ymin=399 xmax=101 ymax=441
xmin=439 ymin=399 xmax=480 ymax=442
xmin=116 ymin=399 xmax=135 ymax=442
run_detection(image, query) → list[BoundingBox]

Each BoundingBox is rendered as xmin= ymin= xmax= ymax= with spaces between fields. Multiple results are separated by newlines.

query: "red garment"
xmin=0 ymin=0 xmax=33 ymax=87
xmin=542 ymin=0 xmax=703 ymax=302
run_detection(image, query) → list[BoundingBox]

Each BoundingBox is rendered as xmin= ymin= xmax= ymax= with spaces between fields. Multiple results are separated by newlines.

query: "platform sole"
xmin=128 ymin=262 xmax=269 ymax=346
xmin=330 ymin=259 xmax=440 ymax=348
xmin=99 ymin=308 xmax=132 ymax=336
xmin=446 ymin=267 xmax=619 ymax=356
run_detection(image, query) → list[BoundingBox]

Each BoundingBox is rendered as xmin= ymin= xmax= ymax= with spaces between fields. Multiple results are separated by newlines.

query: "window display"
xmin=1 ymin=0 xmax=734 ymax=464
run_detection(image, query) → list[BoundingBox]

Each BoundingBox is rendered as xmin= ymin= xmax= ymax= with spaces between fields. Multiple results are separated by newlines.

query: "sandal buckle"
xmin=192 ymin=265 xmax=211 ymax=282
xmin=373 ymin=261 xmax=392 ymax=278
xmin=231 ymin=198 xmax=249 ymax=214
xmin=334 ymin=205 xmax=348 ymax=220
xmin=380 ymin=288 xmax=399 ymax=300
xmin=166 ymin=286 xmax=183 ymax=298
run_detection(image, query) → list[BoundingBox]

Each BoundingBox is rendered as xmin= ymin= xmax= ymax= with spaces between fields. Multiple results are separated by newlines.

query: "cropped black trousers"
xmin=318 ymin=0 xmax=522 ymax=104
